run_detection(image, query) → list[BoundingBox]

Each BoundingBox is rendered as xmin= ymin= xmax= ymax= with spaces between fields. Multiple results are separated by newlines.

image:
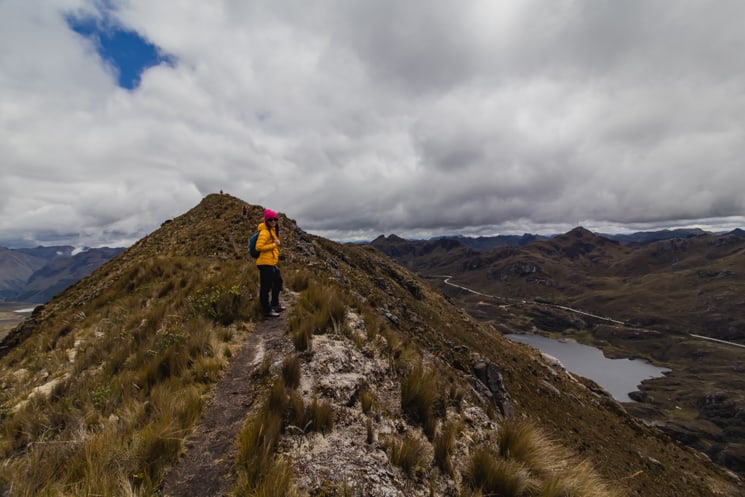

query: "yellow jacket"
xmin=255 ymin=222 xmax=279 ymax=266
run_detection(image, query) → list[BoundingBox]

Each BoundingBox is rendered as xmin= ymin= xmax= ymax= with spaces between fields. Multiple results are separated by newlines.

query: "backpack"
xmin=248 ymin=232 xmax=260 ymax=258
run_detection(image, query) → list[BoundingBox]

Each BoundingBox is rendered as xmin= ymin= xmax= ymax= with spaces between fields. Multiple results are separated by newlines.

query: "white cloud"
xmin=1 ymin=0 xmax=745 ymax=248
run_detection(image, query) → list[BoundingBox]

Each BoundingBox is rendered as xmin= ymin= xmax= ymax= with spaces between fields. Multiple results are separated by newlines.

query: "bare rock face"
xmin=472 ymin=361 xmax=515 ymax=419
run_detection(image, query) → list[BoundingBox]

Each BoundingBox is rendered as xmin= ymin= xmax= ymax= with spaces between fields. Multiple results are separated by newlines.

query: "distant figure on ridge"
xmin=255 ymin=208 xmax=284 ymax=318
xmin=242 ymin=205 xmax=247 ymax=217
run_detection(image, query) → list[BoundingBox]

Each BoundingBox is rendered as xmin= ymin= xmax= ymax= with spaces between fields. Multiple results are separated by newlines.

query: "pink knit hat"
xmin=264 ymin=209 xmax=278 ymax=223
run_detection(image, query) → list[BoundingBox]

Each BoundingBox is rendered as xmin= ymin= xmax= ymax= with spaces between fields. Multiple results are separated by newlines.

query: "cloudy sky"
xmin=2 ymin=0 xmax=745 ymax=248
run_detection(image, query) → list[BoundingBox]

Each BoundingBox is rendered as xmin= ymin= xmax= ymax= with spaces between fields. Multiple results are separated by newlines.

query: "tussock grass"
xmin=293 ymin=282 xmax=346 ymax=335
xmin=289 ymin=280 xmax=348 ymax=352
xmin=384 ymin=435 xmax=427 ymax=476
xmin=466 ymin=420 xmax=620 ymax=497
xmin=400 ymin=362 xmax=439 ymax=440
xmin=235 ymin=405 xmax=285 ymax=493
xmin=359 ymin=387 xmax=377 ymax=414
xmin=287 ymin=269 xmax=312 ymax=292
xmin=285 ymin=390 xmax=335 ymax=435
xmin=290 ymin=320 xmax=313 ymax=352
xmin=366 ymin=417 xmax=374 ymax=444
xmin=281 ymin=355 xmax=302 ymax=389
xmin=0 ymin=256 xmax=254 ymax=496
xmin=235 ymin=375 xmax=336 ymax=496
xmin=307 ymin=397 xmax=334 ymax=434
xmin=497 ymin=419 xmax=555 ymax=471
xmin=468 ymin=449 xmax=534 ymax=497
xmin=434 ymin=420 xmax=461 ymax=475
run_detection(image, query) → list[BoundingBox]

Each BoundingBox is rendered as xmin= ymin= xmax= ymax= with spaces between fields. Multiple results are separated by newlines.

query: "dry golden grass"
xmin=293 ymin=281 xmax=346 ymax=335
xmin=359 ymin=387 xmax=377 ymax=414
xmin=281 ymin=355 xmax=302 ymax=389
xmin=0 ymin=256 xmax=254 ymax=496
xmin=384 ymin=434 xmax=428 ymax=477
xmin=466 ymin=420 xmax=620 ymax=497
xmin=400 ymin=361 xmax=439 ymax=440
xmin=434 ymin=420 xmax=461 ymax=475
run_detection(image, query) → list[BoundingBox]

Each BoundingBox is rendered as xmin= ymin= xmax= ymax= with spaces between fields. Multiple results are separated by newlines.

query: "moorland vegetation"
xmin=0 ymin=194 xmax=741 ymax=496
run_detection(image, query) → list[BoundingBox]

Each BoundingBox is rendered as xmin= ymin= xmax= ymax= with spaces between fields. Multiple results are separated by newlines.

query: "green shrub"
xmin=189 ymin=284 xmax=251 ymax=325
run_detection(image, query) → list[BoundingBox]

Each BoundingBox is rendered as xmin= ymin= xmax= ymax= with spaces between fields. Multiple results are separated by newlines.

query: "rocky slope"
xmin=0 ymin=194 xmax=742 ymax=496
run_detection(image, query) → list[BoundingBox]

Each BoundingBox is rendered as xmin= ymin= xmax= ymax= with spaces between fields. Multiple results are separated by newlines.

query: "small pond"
xmin=506 ymin=334 xmax=670 ymax=402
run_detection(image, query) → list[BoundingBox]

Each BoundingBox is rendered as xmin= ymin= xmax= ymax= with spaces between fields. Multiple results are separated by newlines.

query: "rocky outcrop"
xmin=473 ymin=360 xmax=515 ymax=419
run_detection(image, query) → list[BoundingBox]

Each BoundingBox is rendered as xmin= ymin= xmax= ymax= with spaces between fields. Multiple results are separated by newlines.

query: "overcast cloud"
xmin=2 ymin=0 xmax=745 ymax=247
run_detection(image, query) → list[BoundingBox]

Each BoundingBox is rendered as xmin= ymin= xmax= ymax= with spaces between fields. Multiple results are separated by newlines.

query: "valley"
xmin=372 ymin=228 xmax=745 ymax=477
xmin=0 ymin=302 xmax=34 ymax=342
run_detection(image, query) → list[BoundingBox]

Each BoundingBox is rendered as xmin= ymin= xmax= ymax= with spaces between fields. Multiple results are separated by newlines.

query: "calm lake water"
xmin=506 ymin=334 xmax=670 ymax=402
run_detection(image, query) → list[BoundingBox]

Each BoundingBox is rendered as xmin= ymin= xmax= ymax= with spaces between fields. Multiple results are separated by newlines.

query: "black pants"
xmin=258 ymin=265 xmax=282 ymax=314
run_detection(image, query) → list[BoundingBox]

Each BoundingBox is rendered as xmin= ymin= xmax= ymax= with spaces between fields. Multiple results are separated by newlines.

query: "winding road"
xmin=427 ymin=274 xmax=745 ymax=350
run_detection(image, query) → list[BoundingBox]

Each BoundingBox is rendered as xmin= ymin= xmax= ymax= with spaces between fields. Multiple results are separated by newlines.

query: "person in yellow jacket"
xmin=256 ymin=208 xmax=284 ymax=317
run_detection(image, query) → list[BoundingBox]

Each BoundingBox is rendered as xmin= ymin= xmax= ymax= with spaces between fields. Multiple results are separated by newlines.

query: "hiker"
xmin=242 ymin=205 xmax=247 ymax=217
xmin=255 ymin=208 xmax=284 ymax=318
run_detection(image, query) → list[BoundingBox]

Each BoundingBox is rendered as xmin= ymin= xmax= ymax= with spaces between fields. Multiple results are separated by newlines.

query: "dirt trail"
xmin=160 ymin=299 xmax=292 ymax=497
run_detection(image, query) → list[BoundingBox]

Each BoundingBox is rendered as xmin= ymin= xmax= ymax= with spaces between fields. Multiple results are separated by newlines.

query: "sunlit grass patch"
xmin=497 ymin=419 xmax=555 ymax=471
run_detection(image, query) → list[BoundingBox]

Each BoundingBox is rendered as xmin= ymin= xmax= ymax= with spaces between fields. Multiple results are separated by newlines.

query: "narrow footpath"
xmin=160 ymin=297 xmax=292 ymax=497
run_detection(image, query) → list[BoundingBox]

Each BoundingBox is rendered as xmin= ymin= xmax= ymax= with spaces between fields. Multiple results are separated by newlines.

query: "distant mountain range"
xmin=0 ymin=246 xmax=124 ymax=303
xmin=370 ymin=226 xmax=745 ymax=342
xmin=382 ymin=227 xmax=745 ymax=252
xmin=3 ymin=228 xmax=743 ymax=305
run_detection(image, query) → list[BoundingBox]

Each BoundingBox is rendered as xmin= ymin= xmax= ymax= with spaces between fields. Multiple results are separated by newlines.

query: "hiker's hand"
xmin=275 ymin=239 xmax=281 ymax=246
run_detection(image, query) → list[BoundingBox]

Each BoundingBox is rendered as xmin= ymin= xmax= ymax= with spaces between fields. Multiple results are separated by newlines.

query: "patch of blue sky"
xmin=66 ymin=11 xmax=175 ymax=90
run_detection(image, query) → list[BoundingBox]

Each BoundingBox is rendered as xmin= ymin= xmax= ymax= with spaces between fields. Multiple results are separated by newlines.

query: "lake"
xmin=0 ymin=302 xmax=37 ymax=342
xmin=506 ymin=334 xmax=670 ymax=402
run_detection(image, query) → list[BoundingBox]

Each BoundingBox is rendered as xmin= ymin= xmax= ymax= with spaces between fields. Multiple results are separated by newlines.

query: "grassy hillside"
xmin=0 ymin=194 xmax=741 ymax=496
